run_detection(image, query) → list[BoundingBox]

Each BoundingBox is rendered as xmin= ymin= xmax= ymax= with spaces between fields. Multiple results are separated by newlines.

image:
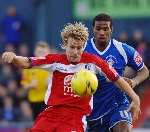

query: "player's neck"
xmin=94 ymin=39 xmax=109 ymax=52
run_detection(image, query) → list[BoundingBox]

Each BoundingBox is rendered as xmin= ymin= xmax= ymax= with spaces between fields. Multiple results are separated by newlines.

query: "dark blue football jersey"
xmin=85 ymin=38 xmax=144 ymax=121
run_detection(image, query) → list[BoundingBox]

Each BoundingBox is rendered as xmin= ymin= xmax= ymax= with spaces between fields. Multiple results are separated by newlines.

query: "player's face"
xmin=93 ymin=21 xmax=112 ymax=44
xmin=34 ymin=47 xmax=50 ymax=57
xmin=65 ymin=37 xmax=84 ymax=63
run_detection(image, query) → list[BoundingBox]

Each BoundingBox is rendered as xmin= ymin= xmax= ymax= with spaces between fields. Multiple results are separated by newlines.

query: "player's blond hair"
xmin=61 ymin=22 xmax=89 ymax=44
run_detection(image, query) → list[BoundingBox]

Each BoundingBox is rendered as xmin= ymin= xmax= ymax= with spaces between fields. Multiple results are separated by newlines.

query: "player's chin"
xmin=70 ymin=58 xmax=81 ymax=63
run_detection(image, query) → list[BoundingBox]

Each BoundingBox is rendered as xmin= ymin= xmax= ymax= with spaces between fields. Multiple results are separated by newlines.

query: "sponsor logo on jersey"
xmin=56 ymin=66 xmax=67 ymax=71
xmin=64 ymin=75 xmax=79 ymax=97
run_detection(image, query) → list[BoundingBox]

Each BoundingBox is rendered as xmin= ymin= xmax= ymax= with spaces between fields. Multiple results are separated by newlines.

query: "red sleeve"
xmin=29 ymin=54 xmax=58 ymax=67
xmin=93 ymin=55 xmax=119 ymax=82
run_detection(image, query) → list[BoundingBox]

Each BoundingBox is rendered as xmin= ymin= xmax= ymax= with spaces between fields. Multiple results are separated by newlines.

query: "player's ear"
xmin=61 ymin=39 xmax=68 ymax=49
xmin=61 ymin=42 xmax=67 ymax=50
xmin=111 ymin=26 xmax=113 ymax=33
xmin=61 ymin=43 xmax=66 ymax=49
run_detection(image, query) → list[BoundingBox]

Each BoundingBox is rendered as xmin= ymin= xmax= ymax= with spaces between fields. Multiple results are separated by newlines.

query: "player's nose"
xmin=73 ymin=48 xmax=78 ymax=55
xmin=99 ymin=29 xmax=105 ymax=35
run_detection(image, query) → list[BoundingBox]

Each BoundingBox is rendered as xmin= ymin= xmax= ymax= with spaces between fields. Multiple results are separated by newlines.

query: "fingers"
xmin=123 ymin=77 xmax=131 ymax=84
xmin=132 ymin=109 xmax=139 ymax=122
xmin=2 ymin=52 xmax=16 ymax=63
xmin=123 ymin=77 xmax=134 ymax=88
xmin=128 ymin=102 xmax=141 ymax=122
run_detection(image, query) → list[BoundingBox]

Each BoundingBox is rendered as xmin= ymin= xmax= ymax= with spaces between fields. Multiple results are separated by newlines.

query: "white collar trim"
xmin=91 ymin=38 xmax=112 ymax=55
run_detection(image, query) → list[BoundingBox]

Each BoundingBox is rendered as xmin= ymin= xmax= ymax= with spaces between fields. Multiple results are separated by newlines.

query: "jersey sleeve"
xmin=123 ymin=44 xmax=144 ymax=71
xmin=93 ymin=55 xmax=119 ymax=82
xmin=29 ymin=54 xmax=58 ymax=71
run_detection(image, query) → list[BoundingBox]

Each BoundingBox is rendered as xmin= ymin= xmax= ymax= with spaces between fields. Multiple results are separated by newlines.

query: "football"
xmin=71 ymin=69 xmax=98 ymax=96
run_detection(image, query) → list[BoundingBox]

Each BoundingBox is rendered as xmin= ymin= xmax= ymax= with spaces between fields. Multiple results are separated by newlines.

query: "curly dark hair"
xmin=92 ymin=13 xmax=113 ymax=28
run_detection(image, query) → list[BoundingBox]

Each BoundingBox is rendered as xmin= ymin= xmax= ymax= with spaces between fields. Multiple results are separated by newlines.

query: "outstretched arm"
xmin=115 ymin=77 xmax=140 ymax=122
xmin=2 ymin=52 xmax=30 ymax=68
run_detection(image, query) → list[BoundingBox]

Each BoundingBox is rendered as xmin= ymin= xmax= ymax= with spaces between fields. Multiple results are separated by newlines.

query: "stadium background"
xmin=0 ymin=0 xmax=150 ymax=131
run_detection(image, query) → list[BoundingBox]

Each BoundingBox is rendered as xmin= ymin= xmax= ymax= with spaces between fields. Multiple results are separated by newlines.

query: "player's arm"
xmin=21 ymin=76 xmax=38 ymax=90
xmin=132 ymin=65 xmax=149 ymax=86
xmin=2 ymin=52 xmax=30 ymax=68
xmin=124 ymin=65 xmax=149 ymax=88
xmin=95 ymin=55 xmax=140 ymax=121
xmin=103 ymin=67 xmax=140 ymax=122
xmin=114 ymin=77 xmax=140 ymax=121
xmin=123 ymin=44 xmax=149 ymax=88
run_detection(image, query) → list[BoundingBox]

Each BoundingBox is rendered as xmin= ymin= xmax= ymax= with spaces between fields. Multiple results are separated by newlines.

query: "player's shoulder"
xmin=47 ymin=53 xmax=70 ymax=65
xmin=83 ymin=52 xmax=97 ymax=57
xmin=82 ymin=52 xmax=103 ymax=62
xmin=112 ymin=39 xmax=135 ymax=52
xmin=46 ymin=53 xmax=66 ymax=61
xmin=46 ymin=53 xmax=61 ymax=58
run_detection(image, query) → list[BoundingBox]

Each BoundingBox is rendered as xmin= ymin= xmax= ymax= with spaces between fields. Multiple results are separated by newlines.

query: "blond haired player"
xmin=2 ymin=22 xmax=140 ymax=132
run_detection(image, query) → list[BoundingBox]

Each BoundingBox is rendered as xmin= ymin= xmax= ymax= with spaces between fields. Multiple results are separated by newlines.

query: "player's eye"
xmin=77 ymin=47 xmax=82 ymax=50
xmin=70 ymin=46 xmax=75 ymax=49
xmin=95 ymin=28 xmax=101 ymax=31
xmin=103 ymin=28 xmax=109 ymax=31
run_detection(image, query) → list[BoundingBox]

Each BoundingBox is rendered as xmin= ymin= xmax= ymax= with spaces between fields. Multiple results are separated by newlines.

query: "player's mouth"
xmin=98 ymin=36 xmax=105 ymax=39
xmin=98 ymin=37 xmax=106 ymax=41
xmin=70 ymin=56 xmax=80 ymax=61
xmin=71 ymin=56 xmax=78 ymax=60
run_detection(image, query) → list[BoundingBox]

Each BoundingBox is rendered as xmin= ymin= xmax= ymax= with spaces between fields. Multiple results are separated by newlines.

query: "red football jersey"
xmin=30 ymin=52 xmax=119 ymax=115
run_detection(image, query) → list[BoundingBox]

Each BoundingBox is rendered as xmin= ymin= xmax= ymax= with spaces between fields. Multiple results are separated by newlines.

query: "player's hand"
xmin=2 ymin=52 xmax=17 ymax=63
xmin=128 ymin=95 xmax=141 ymax=122
xmin=123 ymin=77 xmax=137 ymax=88
xmin=23 ymin=80 xmax=38 ymax=90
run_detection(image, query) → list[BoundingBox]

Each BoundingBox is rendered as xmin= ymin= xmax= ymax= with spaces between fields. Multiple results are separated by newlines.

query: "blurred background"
xmin=0 ymin=0 xmax=150 ymax=131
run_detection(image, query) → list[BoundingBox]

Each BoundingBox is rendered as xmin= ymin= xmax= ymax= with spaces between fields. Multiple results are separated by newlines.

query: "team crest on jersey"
xmin=106 ymin=55 xmax=117 ymax=66
xmin=134 ymin=52 xmax=142 ymax=66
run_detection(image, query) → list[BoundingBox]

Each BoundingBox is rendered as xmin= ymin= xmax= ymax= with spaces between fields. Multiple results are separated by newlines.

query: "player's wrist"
xmin=132 ymin=78 xmax=139 ymax=87
xmin=133 ymin=94 xmax=140 ymax=106
xmin=12 ymin=54 xmax=17 ymax=63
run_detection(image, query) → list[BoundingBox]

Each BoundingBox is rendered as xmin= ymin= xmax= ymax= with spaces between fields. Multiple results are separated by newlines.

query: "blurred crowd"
xmin=0 ymin=5 xmax=150 ymax=129
xmin=0 ymin=6 xmax=33 ymax=124
xmin=118 ymin=29 xmax=150 ymax=69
